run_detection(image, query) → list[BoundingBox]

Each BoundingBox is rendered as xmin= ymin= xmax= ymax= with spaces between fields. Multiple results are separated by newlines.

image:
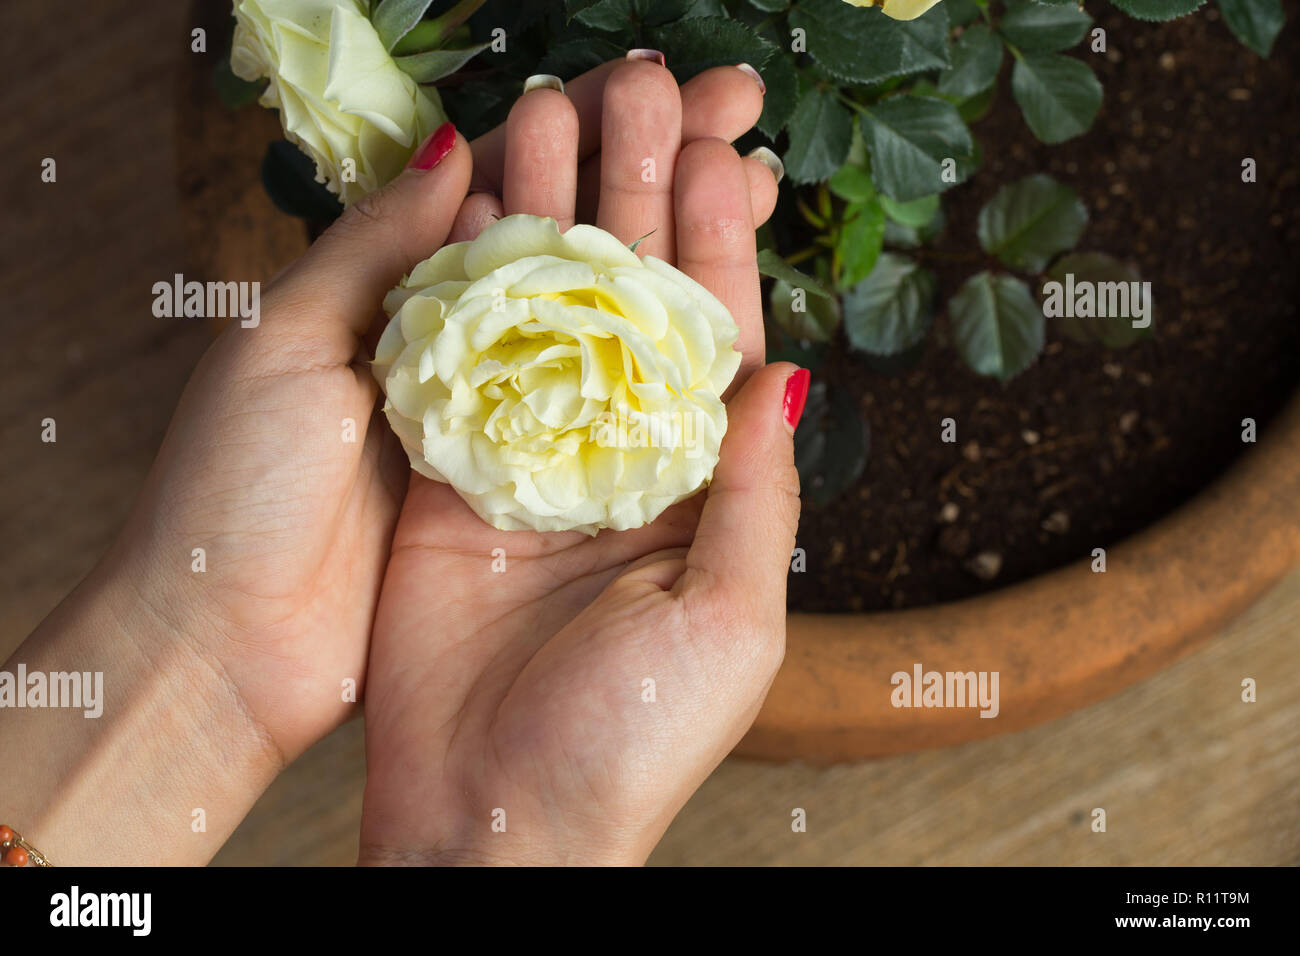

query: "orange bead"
xmin=0 ymin=826 xmax=13 ymax=845
xmin=4 ymin=846 xmax=28 ymax=867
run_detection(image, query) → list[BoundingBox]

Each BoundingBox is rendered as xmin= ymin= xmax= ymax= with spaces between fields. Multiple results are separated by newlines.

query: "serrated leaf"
xmin=938 ymin=23 xmax=1004 ymax=98
xmin=1217 ymin=0 xmax=1285 ymax=56
xmin=829 ymin=163 xmax=875 ymax=202
xmin=789 ymin=0 xmax=949 ymax=86
xmin=650 ymin=16 xmax=780 ymax=83
xmin=880 ymin=193 xmax=940 ymax=228
xmin=1110 ymin=0 xmax=1207 ymax=20
xmin=795 ymin=383 xmax=870 ymax=507
xmin=373 ymin=0 xmax=437 ymax=52
xmin=395 ymin=41 xmax=493 ymax=82
xmin=757 ymin=53 xmax=800 ymax=139
xmin=978 ymin=173 xmax=1087 ymax=273
xmin=998 ymin=0 xmax=1093 ymax=52
xmin=843 ymin=253 xmax=937 ymax=356
xmin=1042 ymin=252 xmax=1154 ymax=347
xmin=838 ymin=198 xmax=887 ymax=288
xmin=858 ymin=95 xmax=974 ymax=201
xmin=782 ymin=83 xmax=854 ymax=185
xmin=770 ymin=279 xmax=841 ymax=342
xmin=538 ymin=36 xmax=627 ymax=77
xmin=948 ymin=272 xmax=1045 ymax=380
xmin=757 ymin=249 xmax=834 ymax=299
xmin=1011 ymin=52 xmax=1102 ymax=144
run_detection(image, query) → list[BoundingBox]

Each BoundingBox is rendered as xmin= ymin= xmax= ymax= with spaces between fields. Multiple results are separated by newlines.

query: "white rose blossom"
xmin=373 ymin=215 xmax=743 ymax=535
xmin=230 ymin=0 xmax=446 ymax=205
xmin=842 ymin=0 xmax=944 ymax=21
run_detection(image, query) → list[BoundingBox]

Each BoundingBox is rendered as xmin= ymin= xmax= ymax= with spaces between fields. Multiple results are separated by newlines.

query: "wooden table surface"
xmin=2 ymin=0 xmax=1296 ymax=866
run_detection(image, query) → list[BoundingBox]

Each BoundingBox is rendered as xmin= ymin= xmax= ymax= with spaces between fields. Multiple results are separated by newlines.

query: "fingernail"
xmin=626 ymin=49 xmax=666 ymax=65
xmin=736 ymin=63 xmax=765 ymax=94
xmin=407 ymin=121 xmax=457 ymax=171
xmin=783 ymin=368 xmax=811 ymax=434
xmin=523 ymin=74 xmax=564 ymax=94
xmin=747 ymin=146 xmax=785 ymax=185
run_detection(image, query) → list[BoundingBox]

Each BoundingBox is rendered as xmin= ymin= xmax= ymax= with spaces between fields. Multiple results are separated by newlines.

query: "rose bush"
xmin=373 ymin=214 xmax=743 ymax=534
xmin=230 ymin=0 xmax=446 ymax=205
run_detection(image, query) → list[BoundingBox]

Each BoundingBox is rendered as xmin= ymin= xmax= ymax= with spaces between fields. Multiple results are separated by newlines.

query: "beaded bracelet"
xmin=0 ymin=825 xmax=53 ymax=867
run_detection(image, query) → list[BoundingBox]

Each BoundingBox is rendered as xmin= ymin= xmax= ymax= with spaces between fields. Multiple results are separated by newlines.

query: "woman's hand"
xmin=0 ymin=119 xmax=477 ymax=863
xmin=358 ymin=56 xmax=804 ymax=866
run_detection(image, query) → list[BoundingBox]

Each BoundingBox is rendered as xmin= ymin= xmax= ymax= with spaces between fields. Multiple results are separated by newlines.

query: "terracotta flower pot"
xmin=177 ymin=7 xmax=1300 ymax=764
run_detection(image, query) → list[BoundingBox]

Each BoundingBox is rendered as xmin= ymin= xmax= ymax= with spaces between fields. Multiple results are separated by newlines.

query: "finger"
xmin=679 ymin=363 xmax=806 ymax=611
xmin=447 ymin=191 xmax=505 ymax=244
xmin=576 ymin=63 xmax=767 ymax=229
xmin=680 ymin=64 xmax=765 ymax=143
xmin=742 ymin=149 xmax=782 ymax=227
xmin=503 ymin=79 xmax=580 ymax=229
xmin=266 ymin=124 xmax=471 ymax=360
xmin=673 ymin=137 xmax=764 ymax=380
xmin=596 ymin=59 xmax=682 ymax=260
xmin=470 ymin=60 xmax=620 ymax=192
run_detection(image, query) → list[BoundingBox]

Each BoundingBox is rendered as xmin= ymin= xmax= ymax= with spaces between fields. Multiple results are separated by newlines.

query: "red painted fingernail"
xmin=783 ymin=368 xmax=811 ymax=434
xmin=626 ymin=49 xmax=666 ymax=65
xmin=407 ymin=121 xmax=457 ymax=171
xmin=736 ymin=63 xmax=765 ymax=94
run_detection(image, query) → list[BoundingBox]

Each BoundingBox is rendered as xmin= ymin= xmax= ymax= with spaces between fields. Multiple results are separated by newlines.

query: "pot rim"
xmin=741 ymin=390 xmax=1300 ymax=763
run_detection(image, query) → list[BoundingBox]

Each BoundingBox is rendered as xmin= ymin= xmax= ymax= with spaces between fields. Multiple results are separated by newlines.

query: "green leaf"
xmin=261 ymin=140 xmax=343 ymax=222
xmin=1042 ymin=253 xmax=1153 ymax=347
xmin=757 ymin=249 xmax=834 ymax=299
xmin=373 ymin=0 xmax=437 ymax=52
xmin=842 ymin=253 xmax=937 ymax=356
xmin=1011 ymin=52 xmax=1102 ymax=144
xmin=857 ymin=95 xmax=974 ymax=201
xmin=795 ymin=383 xmax=870 ymax=507
xmin=757 ymin=53 xmax=800 ymax=139
xmin=957 ymin=82 xmax=998 ymax=123
xmin=945 ymin=0 xmax=984 ymax=26
xmin=394 ymin=41 xmax=493 ymax=83
xmin=828 ymin=163 xmax=875 ymax=203
xmin=746 ymin=0 xmax=789 ymax=11
xmin=949 ymin=272 xmax=1044 ymax=380
xmin=538 ymin=36 xmax=628 ymax=77
xmin=978 ymin=173 xmax=1087 ymax=273
xmin=880 ymin=193 xmax=940 ymax=228
xmin=998 ymin=0 xmax=1093 ymax=52
xmin=1217 ymin=0 xmax=1285 ymax=56
xmin=838 ymin=198 xmax=887 ymax=288
xmin=650 ymin=16 xmax=779 ymax=83
xmin=938 ymin=23 xmax=1004 ymax=98
xmin=214 ymin=54 xmax=263 ymax=109
xmin=1109 ymin=0 xmax=1207 ymax=20
xmin=782 ymin=83 xmax=854 ymax=185
xmin=788 ymin=0 xmax=949 ymax=86
xmin=770 ymin=279 xmax=841 ymax=342
xmin=883 ymin=203 xmax=946 ymax=248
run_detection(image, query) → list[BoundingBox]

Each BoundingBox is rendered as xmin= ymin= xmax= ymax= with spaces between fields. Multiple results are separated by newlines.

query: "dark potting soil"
xmin=786 ymin=7 xmax=1300 ymax=614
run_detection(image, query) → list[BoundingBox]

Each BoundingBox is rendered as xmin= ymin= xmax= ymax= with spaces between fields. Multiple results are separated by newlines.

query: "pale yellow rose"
xmin=230 ymin=0 xmax=446 ymax=206
xmin=843 ymin=0 xmax=944 ymax=21
xmin=373 ymin=215 xmax=743 ymax=535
